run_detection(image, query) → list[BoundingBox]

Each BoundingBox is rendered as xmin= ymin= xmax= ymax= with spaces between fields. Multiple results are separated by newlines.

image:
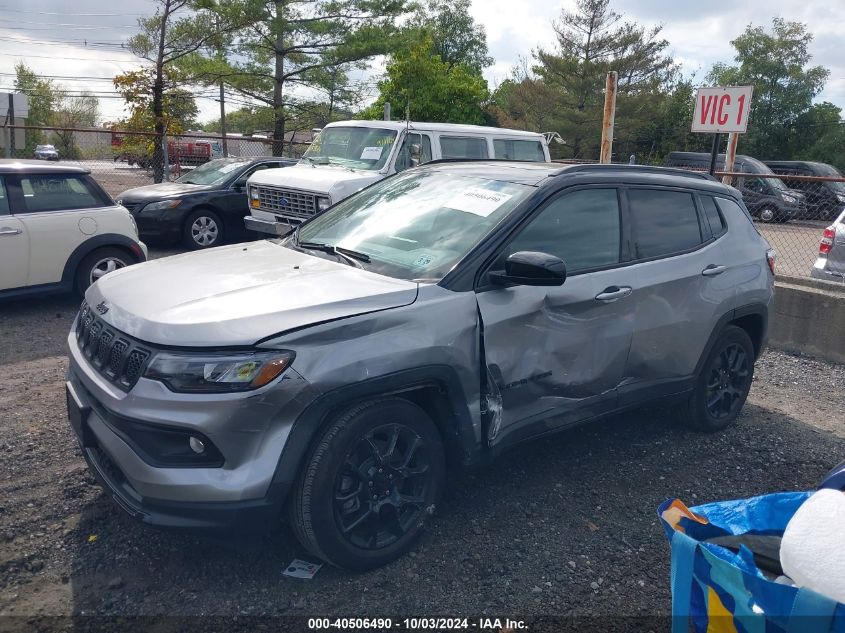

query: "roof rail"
xmin=559 ymin=163 xmax=717 ymax=181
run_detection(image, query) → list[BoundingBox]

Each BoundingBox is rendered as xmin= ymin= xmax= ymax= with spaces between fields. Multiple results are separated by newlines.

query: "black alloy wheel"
xmin=334 ymin=423 xmax=432 ymax=550
xmin=703 ymin=342 xmax=750 ymax=420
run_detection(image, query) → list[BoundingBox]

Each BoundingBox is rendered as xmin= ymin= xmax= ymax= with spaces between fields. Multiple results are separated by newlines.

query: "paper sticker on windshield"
xmin=413 ymin=254 xmax=434 ymax=267
xmin=360 ymin=146 xmax=383 ymax=160
xmin=446 ymin=187 xmax=512 ymax=217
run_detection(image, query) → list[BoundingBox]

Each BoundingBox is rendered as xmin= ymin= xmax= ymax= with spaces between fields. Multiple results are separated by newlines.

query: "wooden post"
xmin=599 ymin=71 xmax=618 ymax=164
xmin=722 ymin=132 xmax=739 ymax=185
xmin=708 ymin=133 xmax=721 ymax=176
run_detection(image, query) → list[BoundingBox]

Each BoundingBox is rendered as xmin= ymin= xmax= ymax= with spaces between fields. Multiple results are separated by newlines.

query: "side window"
xmin=498 ymin=189 xmax=621 ymax=274
xmin=700 ymin=196 xmax=726 ymax=237
xmin=19 ymin=175 xmax=104 ymax=213
xmin=493 ymin=139 xmax=545 ymax=162
xmin=628 ymin=189 xmax=702 ymax=259
xmin=0 ymin=176 xmax=9 ymax=215
xmin=395 ymin=134 xmax=433 ymax=172
xmin=439 ymin=136 xmax=488 ymax=159
xmin=744 ymin=178 xmax=766 ymax=194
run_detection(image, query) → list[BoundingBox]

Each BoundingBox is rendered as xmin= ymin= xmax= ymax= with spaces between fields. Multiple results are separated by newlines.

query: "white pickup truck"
xmin=244 ymin=120 xmax=551 ymax=236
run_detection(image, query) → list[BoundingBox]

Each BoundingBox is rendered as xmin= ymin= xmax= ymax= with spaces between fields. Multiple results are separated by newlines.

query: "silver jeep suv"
xmin=66 ymin=162 xmax=775 ymax=570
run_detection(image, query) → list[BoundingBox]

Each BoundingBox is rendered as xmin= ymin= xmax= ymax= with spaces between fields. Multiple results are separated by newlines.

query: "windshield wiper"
xmin=302 ymin=155 xmax=331 ymax=165
xmin=297 ymin=240 xmax=370 ymax=268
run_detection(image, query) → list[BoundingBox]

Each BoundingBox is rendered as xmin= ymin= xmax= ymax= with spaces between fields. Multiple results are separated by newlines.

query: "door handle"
xmin=702 ymin=265 xmax=727 ymax=277
xmin=0 ymin=227 xmax=22 ymax=236
xmin=595 ymin=286 xmax=632 ymax=302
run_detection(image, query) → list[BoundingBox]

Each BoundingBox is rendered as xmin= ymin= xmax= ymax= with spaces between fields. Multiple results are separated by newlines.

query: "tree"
xmin=497 ymin=0 xmax=675 ymax=159
xmin=187 ymin=0 xmax=409 ymax=156
xmin=708 ymin=19 xmax=829 ymax=160
xmin=122 ymin=0 xmax=229 ymax=181
xmin=408 ymin=0 xmax=493 ymax=73
xmin=13 ymin=63 xmax=57 ymax=153
xmin=360 ymin=37 xmax=489 ymax=124
xmin=51 ymin=92 xmax=100 ymax=159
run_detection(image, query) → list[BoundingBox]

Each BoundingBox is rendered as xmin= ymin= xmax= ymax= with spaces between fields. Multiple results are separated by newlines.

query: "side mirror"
xmin=233 ymin=179 xmax=247 ymax=191
xmin=489 ymin=251 xmax=566 ymax=287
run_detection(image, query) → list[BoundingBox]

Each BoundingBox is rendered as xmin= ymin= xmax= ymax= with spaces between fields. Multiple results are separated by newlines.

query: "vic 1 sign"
xmin=691 ymin=86 xmax=753 ymax=133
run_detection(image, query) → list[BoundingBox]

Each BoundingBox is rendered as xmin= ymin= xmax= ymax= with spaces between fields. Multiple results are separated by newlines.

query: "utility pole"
xmin=8 ymin=93 xmax=15 ymax=156
xmin=599 ymin=71 xmax=617 ymax=164
xmin=219 ymin=82 xmax=228 ymax=156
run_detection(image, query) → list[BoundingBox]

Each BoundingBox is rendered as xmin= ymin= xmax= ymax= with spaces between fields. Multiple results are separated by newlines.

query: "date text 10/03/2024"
xmin=307 ymin=618 xmax=528 ymax=630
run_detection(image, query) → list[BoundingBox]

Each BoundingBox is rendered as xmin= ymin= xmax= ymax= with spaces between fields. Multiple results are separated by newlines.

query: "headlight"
xmin=143 ymin=199 xmax=182 ymax=212
xmin=837 ymin=194 xmax=845 ymax=203
xmin=249 ymin=186 xmax=261 ymax=209
xmin=317 ymin=196 xmax=331 ymax=212
xmin=144 ymin=350 xmax=295 ymax=393
xmin=781 ymin=194 xmax=797 ymax=204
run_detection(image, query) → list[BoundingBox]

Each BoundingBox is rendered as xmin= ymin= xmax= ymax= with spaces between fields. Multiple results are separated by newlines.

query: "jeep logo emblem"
xmin=95 ymin=301 xmax=109 ymax=315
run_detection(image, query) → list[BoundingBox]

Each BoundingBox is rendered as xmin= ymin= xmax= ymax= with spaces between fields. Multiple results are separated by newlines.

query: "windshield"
xmin=35 ymin=145 xmax=55 ymax=151
xmin=292 ymin=171 xmax=534 ymax=281
xmin=302 ymin=126 xmax=398 ymax=171
xmin=176 ymin=158 xmax=248 ymax=185
xmin=814 ymin=164 xmax=845 ymax=193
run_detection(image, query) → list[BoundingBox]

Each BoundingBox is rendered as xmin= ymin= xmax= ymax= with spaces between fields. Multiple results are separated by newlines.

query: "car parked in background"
xmin=68 ymin=161 xmax=773 ymax=570
xmin=666 ymin=152 xmax=804 ymax=223
xmin=0 ymin=161 xmax=146 ymax=299
xmin=764 ymin=161 xmax=845 ymax=221
xmin=33 ymin=144 xmax=59 ymax=161
xmin=117 ymin=157 xmax=296 ymax=250
xmin=812 ymin=207 xmax=845 ymax=282
xmin=245 ymin=120 xmax=552 ymax=236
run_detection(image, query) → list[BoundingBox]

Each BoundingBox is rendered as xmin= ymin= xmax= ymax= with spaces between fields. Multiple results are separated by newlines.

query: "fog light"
xmin=189 ymin=436 xmax=205 ymax=454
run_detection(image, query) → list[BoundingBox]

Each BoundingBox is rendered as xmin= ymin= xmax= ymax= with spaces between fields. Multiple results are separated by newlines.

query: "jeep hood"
xmin=85 ymin=241 xmax=418 ymax=347
xmin=248 ymin=163 xmax=381 ymax=199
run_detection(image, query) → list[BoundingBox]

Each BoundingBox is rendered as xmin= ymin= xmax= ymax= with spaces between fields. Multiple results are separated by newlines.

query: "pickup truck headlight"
xmin=316 ymin=196 xmax=331 ymax=212
xmin=781 ymin=194 xmax=798 ymax=204
xmin=249 ymin=187 xmax=261 ymax=209
xmin=143 ymin=199 xmax=182 ymax=212
xmin=145 ymin=350 xmax=295 ymax=393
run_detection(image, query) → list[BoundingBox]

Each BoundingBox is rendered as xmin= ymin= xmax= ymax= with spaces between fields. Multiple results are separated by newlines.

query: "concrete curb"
xmin=770 ymin=277 xmax=845 ymax=364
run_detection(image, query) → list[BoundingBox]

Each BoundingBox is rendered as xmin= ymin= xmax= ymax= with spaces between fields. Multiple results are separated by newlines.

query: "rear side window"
xmin=0 ymin=176 xmax=9 ymax=215
xmin=498 ymin=188 xmax=621 ymax=274
xmin=628 ymin=189 xmax=702 ymax=259
xmin=18 ymin=175 xmax=104 ymax=213
xmin=493 ymin=139 xmax=545 ymax=162
xmin=700 ymin=196 xmax=726 ymax=237
xmin=440 ymin=136 xmax=488 ymax=159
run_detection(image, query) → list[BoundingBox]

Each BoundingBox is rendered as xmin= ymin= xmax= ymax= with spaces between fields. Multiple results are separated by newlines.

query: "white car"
xmin=0 ymin=161 xmax=147 ymax=299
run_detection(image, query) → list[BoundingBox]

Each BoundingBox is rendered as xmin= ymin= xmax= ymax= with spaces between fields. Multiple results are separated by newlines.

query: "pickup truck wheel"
xmin=288 ymin=398 xmax=445 ymax=570
xmin=682 ymin=325 xmax=755 ymax=432
xmin=75 ymin=247 xmax=136 ymax=294
xmin=183 ymin=209 xmax=224 ymax=249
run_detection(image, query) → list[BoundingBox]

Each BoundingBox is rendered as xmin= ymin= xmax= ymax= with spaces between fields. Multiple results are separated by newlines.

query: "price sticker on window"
xmin=360 ymin=146 xmax=383 ymax=160
xmin=445 ymin=187 xmax=512 ymax=217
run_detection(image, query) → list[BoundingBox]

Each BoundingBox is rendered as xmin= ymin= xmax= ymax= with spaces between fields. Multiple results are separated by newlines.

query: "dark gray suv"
xmin=66 ymin=162 xmax=775 ymax=570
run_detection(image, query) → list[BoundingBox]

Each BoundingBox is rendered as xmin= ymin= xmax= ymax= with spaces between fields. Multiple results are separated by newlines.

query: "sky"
xmin=0 ymin=0 xmax=843 ymax=125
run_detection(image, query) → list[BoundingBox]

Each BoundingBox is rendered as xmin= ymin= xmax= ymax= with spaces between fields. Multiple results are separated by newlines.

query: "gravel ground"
xmin=0 ymin=273 xmax=843 ymax=629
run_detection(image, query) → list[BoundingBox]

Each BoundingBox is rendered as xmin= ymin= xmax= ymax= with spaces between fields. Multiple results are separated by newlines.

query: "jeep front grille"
xmin=253 ymin=185 xmax=317 ymax=219
xmin=75 ymin=301 xmax=151 ymax=391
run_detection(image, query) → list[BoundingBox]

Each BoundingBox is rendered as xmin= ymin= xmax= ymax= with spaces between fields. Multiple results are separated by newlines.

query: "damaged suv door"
xmin=476 ymin=187 xmax=637 ymax=446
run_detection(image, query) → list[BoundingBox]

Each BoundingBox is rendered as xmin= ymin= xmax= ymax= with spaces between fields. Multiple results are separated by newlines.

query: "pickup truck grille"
xmin=253 ymin=185 xmax=317 ymax=219
xmin=75 ymin=301 xmax=151 ymax=391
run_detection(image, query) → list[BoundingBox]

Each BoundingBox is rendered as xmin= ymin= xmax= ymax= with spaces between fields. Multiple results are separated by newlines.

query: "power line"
xmin=0 ymin=18 xmax=137 ymax=28
xmin=0 ymin=7 xmax=146 ymax=16
xmin=0 ymin=52 xmax=137 ymax=62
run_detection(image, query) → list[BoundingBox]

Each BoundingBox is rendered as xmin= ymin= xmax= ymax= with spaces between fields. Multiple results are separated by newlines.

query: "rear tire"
xmin=758 ymin=207 xmax=777 ymax=223
xmin=288 ymin=398 xmax=446 ymax=571
xmin=74 ymin=247 xmax=136 ymax=295
xmin=681 ymin=325 xmax=755 ymax=432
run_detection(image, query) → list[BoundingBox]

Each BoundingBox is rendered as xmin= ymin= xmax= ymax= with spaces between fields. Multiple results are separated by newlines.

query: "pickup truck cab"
xmin=244 ymin=120 xmax=551 ymax=236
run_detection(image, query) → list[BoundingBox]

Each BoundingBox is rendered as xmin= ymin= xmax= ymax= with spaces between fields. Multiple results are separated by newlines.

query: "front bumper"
xmin=244 ymin=214 xmax=297 ymax=236
xmin=66 ymin=327 xmax=317 ymax=531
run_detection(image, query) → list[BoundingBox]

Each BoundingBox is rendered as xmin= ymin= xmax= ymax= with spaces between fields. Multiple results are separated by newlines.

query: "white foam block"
xmin=780 ymin=489 xmax=845 ymax=603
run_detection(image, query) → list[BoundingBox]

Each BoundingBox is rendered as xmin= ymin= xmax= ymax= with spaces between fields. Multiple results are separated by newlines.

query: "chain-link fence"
xmin=2 ymin=125 xmax=311 ymax=198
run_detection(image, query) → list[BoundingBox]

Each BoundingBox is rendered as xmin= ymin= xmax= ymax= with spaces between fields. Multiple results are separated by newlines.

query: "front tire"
xmin=183 ymin=209 xmax=224 ymax=250
xmin=288 ymin=398 xmax=446 ymax=571
xmin=74 ymin=247 xmax=135 ymax=294
xmin=682 ymin=325 xmax=755 ymax=432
